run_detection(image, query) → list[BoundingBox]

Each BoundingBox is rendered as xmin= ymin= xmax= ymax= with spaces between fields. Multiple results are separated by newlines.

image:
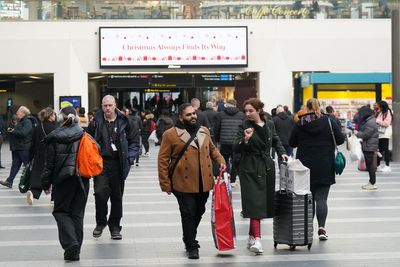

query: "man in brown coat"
xmin=158 ymin=103 xmax=226 ymax=260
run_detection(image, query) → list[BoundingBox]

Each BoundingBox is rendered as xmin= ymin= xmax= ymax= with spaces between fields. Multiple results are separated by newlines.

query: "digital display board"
xmin=59 ymin=96 xmax=81 ymax=109
xmin=194 ymin=74 xmax=235 ymax=87
xmin=107 ymin=74 xmax=150 ymax=88
xmin=149 ymin=74 xmax=193 ymax=88
xmin=99 ymin=26 xmax=248 ymax=68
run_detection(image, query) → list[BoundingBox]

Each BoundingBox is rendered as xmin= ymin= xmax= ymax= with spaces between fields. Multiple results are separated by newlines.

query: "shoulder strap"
xmin=168 ymin=132 xmax=197 ymax=181
xmin=327 ymin=117 xmax=338 ymax=152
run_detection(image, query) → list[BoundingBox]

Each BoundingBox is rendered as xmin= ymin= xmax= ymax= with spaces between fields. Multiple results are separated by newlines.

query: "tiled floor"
xmin=0 ymin=142 xmax=399 ymax=267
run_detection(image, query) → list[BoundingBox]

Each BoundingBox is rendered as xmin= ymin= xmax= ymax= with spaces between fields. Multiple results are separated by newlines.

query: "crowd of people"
xmin=0 ymin=96 xmax=393 ymax=261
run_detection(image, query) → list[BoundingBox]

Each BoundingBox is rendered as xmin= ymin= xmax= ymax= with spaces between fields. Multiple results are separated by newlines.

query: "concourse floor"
xmin=0 ymin=142 xmax=399 ymax=267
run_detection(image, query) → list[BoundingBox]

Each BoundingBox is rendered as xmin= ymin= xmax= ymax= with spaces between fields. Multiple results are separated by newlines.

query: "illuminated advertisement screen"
xmin=99 ymin=26 xmax=248 ymax=68
xmin=59 ymin=96 xmax=81 ymax=109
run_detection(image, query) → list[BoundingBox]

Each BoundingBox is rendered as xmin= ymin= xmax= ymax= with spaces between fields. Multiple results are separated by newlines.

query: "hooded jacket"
xmin=289 ymin=113 xmax=344 ymax=186
xmin=41 ymin=124 xmax=83 ymax=189
xmin=356 ymin=115 xmax=379 ymax=152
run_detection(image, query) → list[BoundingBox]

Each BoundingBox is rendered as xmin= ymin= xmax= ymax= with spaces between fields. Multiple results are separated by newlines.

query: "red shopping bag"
xmin=211 ymin=171 xmax=236 ymax=251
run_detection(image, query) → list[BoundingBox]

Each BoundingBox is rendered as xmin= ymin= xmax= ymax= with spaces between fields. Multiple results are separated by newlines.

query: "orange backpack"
xmin=76 ymin=132 xmax=103 ymax=178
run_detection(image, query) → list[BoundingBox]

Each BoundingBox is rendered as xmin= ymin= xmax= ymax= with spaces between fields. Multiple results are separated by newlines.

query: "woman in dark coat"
xmin=26 ymin=107 xmax=58 ymax=205
xmin=234 ymin=98 xmax=287 ymax=254
xmin=41 ymin=106 xmax=88 ymax=261
xmin=289 ymin=98 xmax=344 ymax=241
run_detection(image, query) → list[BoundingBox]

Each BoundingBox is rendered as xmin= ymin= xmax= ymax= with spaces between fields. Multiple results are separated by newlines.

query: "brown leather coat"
xmin=158 ymin=126 xmax=225 ymax=193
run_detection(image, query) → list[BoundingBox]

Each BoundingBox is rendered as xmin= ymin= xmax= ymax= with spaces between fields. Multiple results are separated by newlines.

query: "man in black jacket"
xmin=0 ymin=106 xmax=34 ymax=188
xmin=87 ymin=95 xmax=140 ymax=240
xmin=214 ymin=99 xmax=245 ymax=184
xmin=273 ymin=106 xmax=295 ymax=158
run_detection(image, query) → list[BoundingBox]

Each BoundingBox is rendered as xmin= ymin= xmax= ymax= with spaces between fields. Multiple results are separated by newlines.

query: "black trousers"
xmin=363 ymin=151 xmax=377 ymax=185
xmin=6 ymin=150 xmax=29 ymax=186
xmin=377 ymin=138 xmax=390 ymax=166
xmin=173 ymin=191 xmax=209 ymax=250
xmin=94 ymin=159 xmax=124 ymax=230
xmin=52 ymin=177 xmax=89 ymax=253
xmin=220 ymin=144 xmax=239 ymax=183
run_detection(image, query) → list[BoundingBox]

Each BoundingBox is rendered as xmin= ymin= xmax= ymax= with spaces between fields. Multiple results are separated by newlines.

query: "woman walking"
xmin=376 ymin=100 xmax=393 ymax=172
xmin=234 ymin=98 xmax=288 ymax=254
xmin=354 ymin=106 xmax=379 ymax=190
xmin=26 ymin=107 xmax=58 ymax=205
xmin=41 ymin=106 xmax=88 ymax=261
xmin=289 ymin=98 xmax=344 ymax=240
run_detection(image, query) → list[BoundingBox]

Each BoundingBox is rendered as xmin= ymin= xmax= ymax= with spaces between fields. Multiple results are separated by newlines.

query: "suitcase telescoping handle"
xmin=279 ymin=160 xmax=289 ymax=193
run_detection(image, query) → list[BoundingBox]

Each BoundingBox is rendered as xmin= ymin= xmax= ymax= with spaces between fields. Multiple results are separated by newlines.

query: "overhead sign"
xmin=150 ymin=74 xmax=193 ymax=88
xmin=99 ymin=27 xmax=248 ymax=68
xmin=195 ymin=74 xmax=235 ymax=87
xmin=107 ymin=74 xmax=149 ymax=88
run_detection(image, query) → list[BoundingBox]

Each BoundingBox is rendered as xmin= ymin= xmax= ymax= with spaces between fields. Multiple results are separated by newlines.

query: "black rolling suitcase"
xmin=273 ymin=162 xmax=313 ymax=250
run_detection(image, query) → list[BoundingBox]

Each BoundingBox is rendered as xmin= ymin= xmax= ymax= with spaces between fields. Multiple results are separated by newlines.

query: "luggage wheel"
xmin=273 ymin=242 xmax=277 ymax=248
xmin=289 ymin=245 xmax=296 ymax=251
xmin=307 ymin=244 xmax=312 ymax=250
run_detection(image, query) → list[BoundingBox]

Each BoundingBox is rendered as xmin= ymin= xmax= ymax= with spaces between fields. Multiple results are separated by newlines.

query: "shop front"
xmin=300 ymin=72 xmax=392 ymax=120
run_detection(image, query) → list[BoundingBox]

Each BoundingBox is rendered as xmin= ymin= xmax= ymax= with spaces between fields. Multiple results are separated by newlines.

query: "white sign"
xmin=99 ymin=27 xmax=248 ymax=68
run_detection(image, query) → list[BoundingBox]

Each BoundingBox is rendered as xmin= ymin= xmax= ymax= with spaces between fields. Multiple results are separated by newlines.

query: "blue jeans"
xmin=6 ymin=150 xmax=29 ymax=186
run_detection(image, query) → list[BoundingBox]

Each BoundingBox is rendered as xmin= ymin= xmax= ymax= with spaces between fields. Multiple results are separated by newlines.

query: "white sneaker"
xmin=144 ymin=152 xmax=150 ymax=157
xmin=26 ymin=190 xmax=33 ymax=205
xmin=361 ymin=183 xmax=378 ymax=190
xmin=249 ymin=239 xmax=263 ymax=254
xmin=381 ymin=166 xmax=391 ymax=173
xmin=376 ymin=166 xmax=383 ymax=172
xmin=246 ymin=236 xmax=255 ymax=249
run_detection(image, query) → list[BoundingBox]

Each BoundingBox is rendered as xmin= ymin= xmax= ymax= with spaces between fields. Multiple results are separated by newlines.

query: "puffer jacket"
xmin=356 ymin=116 xmax=379 ymax=152
xmin=41 ymin=124 xmax=83 ymax=189
xmin=215 ymin=107 xmax=245 ymax=145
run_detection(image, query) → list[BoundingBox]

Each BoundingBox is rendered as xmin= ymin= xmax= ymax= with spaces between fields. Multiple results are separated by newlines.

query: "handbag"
xmin=19 ymin=163 xmax=33 ymax=194
xmin=328 ymin=118 xmax=346 ymax=175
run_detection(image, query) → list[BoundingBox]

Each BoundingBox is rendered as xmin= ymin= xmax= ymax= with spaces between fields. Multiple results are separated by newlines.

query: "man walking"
xmin=0 ymin=106 xmax=34 ymax=188
xmin=87 ymin=95 xmax=140 ymax=240
xmin=214 ymin=99 xmax=245 ymax=185
xmin=158 ymin=103 xmax=226 ymax=260
xmin=273 ymin=106 xmax=295 ymax=159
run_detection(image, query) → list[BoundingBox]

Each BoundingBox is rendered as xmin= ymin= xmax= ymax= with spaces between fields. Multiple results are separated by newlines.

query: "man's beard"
xmin=183 ymin=119 xmax=198 ymax=132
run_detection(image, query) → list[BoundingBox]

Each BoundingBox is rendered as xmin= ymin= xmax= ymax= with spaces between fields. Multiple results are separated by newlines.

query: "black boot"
xmin=64 ymin=245 xmax=80 ymax=261
xmin=187 ymin=248 xmax=199 ymax=259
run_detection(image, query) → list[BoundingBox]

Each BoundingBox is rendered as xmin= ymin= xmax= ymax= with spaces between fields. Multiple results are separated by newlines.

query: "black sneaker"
xmin=64 ymin=245 xmax=80 ymax=261
xmin=0 ymin=180 xmax=11 ymax=188
xmin=318 ymin=229 xmax=328 ymax=241
xmin=110 ymin=228 xmax=122 ymax=240
xmin=0 ymin=165 xmax=5 ymax=169
xmin=92 ymin=225 xmax=106 ymax=238
xmin=187 ymin=248 xmax=199 ymax=259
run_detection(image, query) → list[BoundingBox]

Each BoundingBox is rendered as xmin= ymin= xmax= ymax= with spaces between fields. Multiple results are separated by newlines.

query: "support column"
xmin=392 ymin=9 xmax=400 ymax=161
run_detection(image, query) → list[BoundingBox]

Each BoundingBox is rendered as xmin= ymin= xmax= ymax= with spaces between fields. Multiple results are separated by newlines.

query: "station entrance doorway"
xmin=88 ymin=73 xmax=257 ymax=114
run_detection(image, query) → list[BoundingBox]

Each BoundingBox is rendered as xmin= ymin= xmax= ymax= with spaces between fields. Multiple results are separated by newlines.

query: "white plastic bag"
xmin=349 ymin=135 xmax=362 ymax=162
xmin=279 ymin=159 xmax=310 ymax=195
xmin=148 ymin=130 xmax=158 ymax=143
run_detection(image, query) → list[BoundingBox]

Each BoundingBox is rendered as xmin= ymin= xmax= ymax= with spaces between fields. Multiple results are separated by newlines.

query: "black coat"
xmin=8 ymin=115 xmax=34 ymax=151
xmin=29 ymin=120 xmax=58 ymax=191
xmin=41 ymin=124 xmax=83 ymax=189
xmin=272 ymin=112 xmax=295 ymax=145
xmin=234 ymin=119 xmax=286 ymax=219
xmin=87 ymin=109 xmax=140 ymax=180
xmin=289 ymin=114 xmax=345 ymax=187
xmin=215 ymin=107 xmax=245 ymax=145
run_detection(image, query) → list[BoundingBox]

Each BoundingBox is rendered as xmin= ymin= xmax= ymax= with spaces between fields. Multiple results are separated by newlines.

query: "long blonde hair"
xmin=306 ymin=98 xmax=322 ymax=117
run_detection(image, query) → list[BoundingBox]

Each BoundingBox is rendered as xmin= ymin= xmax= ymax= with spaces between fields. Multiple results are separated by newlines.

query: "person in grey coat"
xmin=354 ymin=106 xmax=379 ymax=190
